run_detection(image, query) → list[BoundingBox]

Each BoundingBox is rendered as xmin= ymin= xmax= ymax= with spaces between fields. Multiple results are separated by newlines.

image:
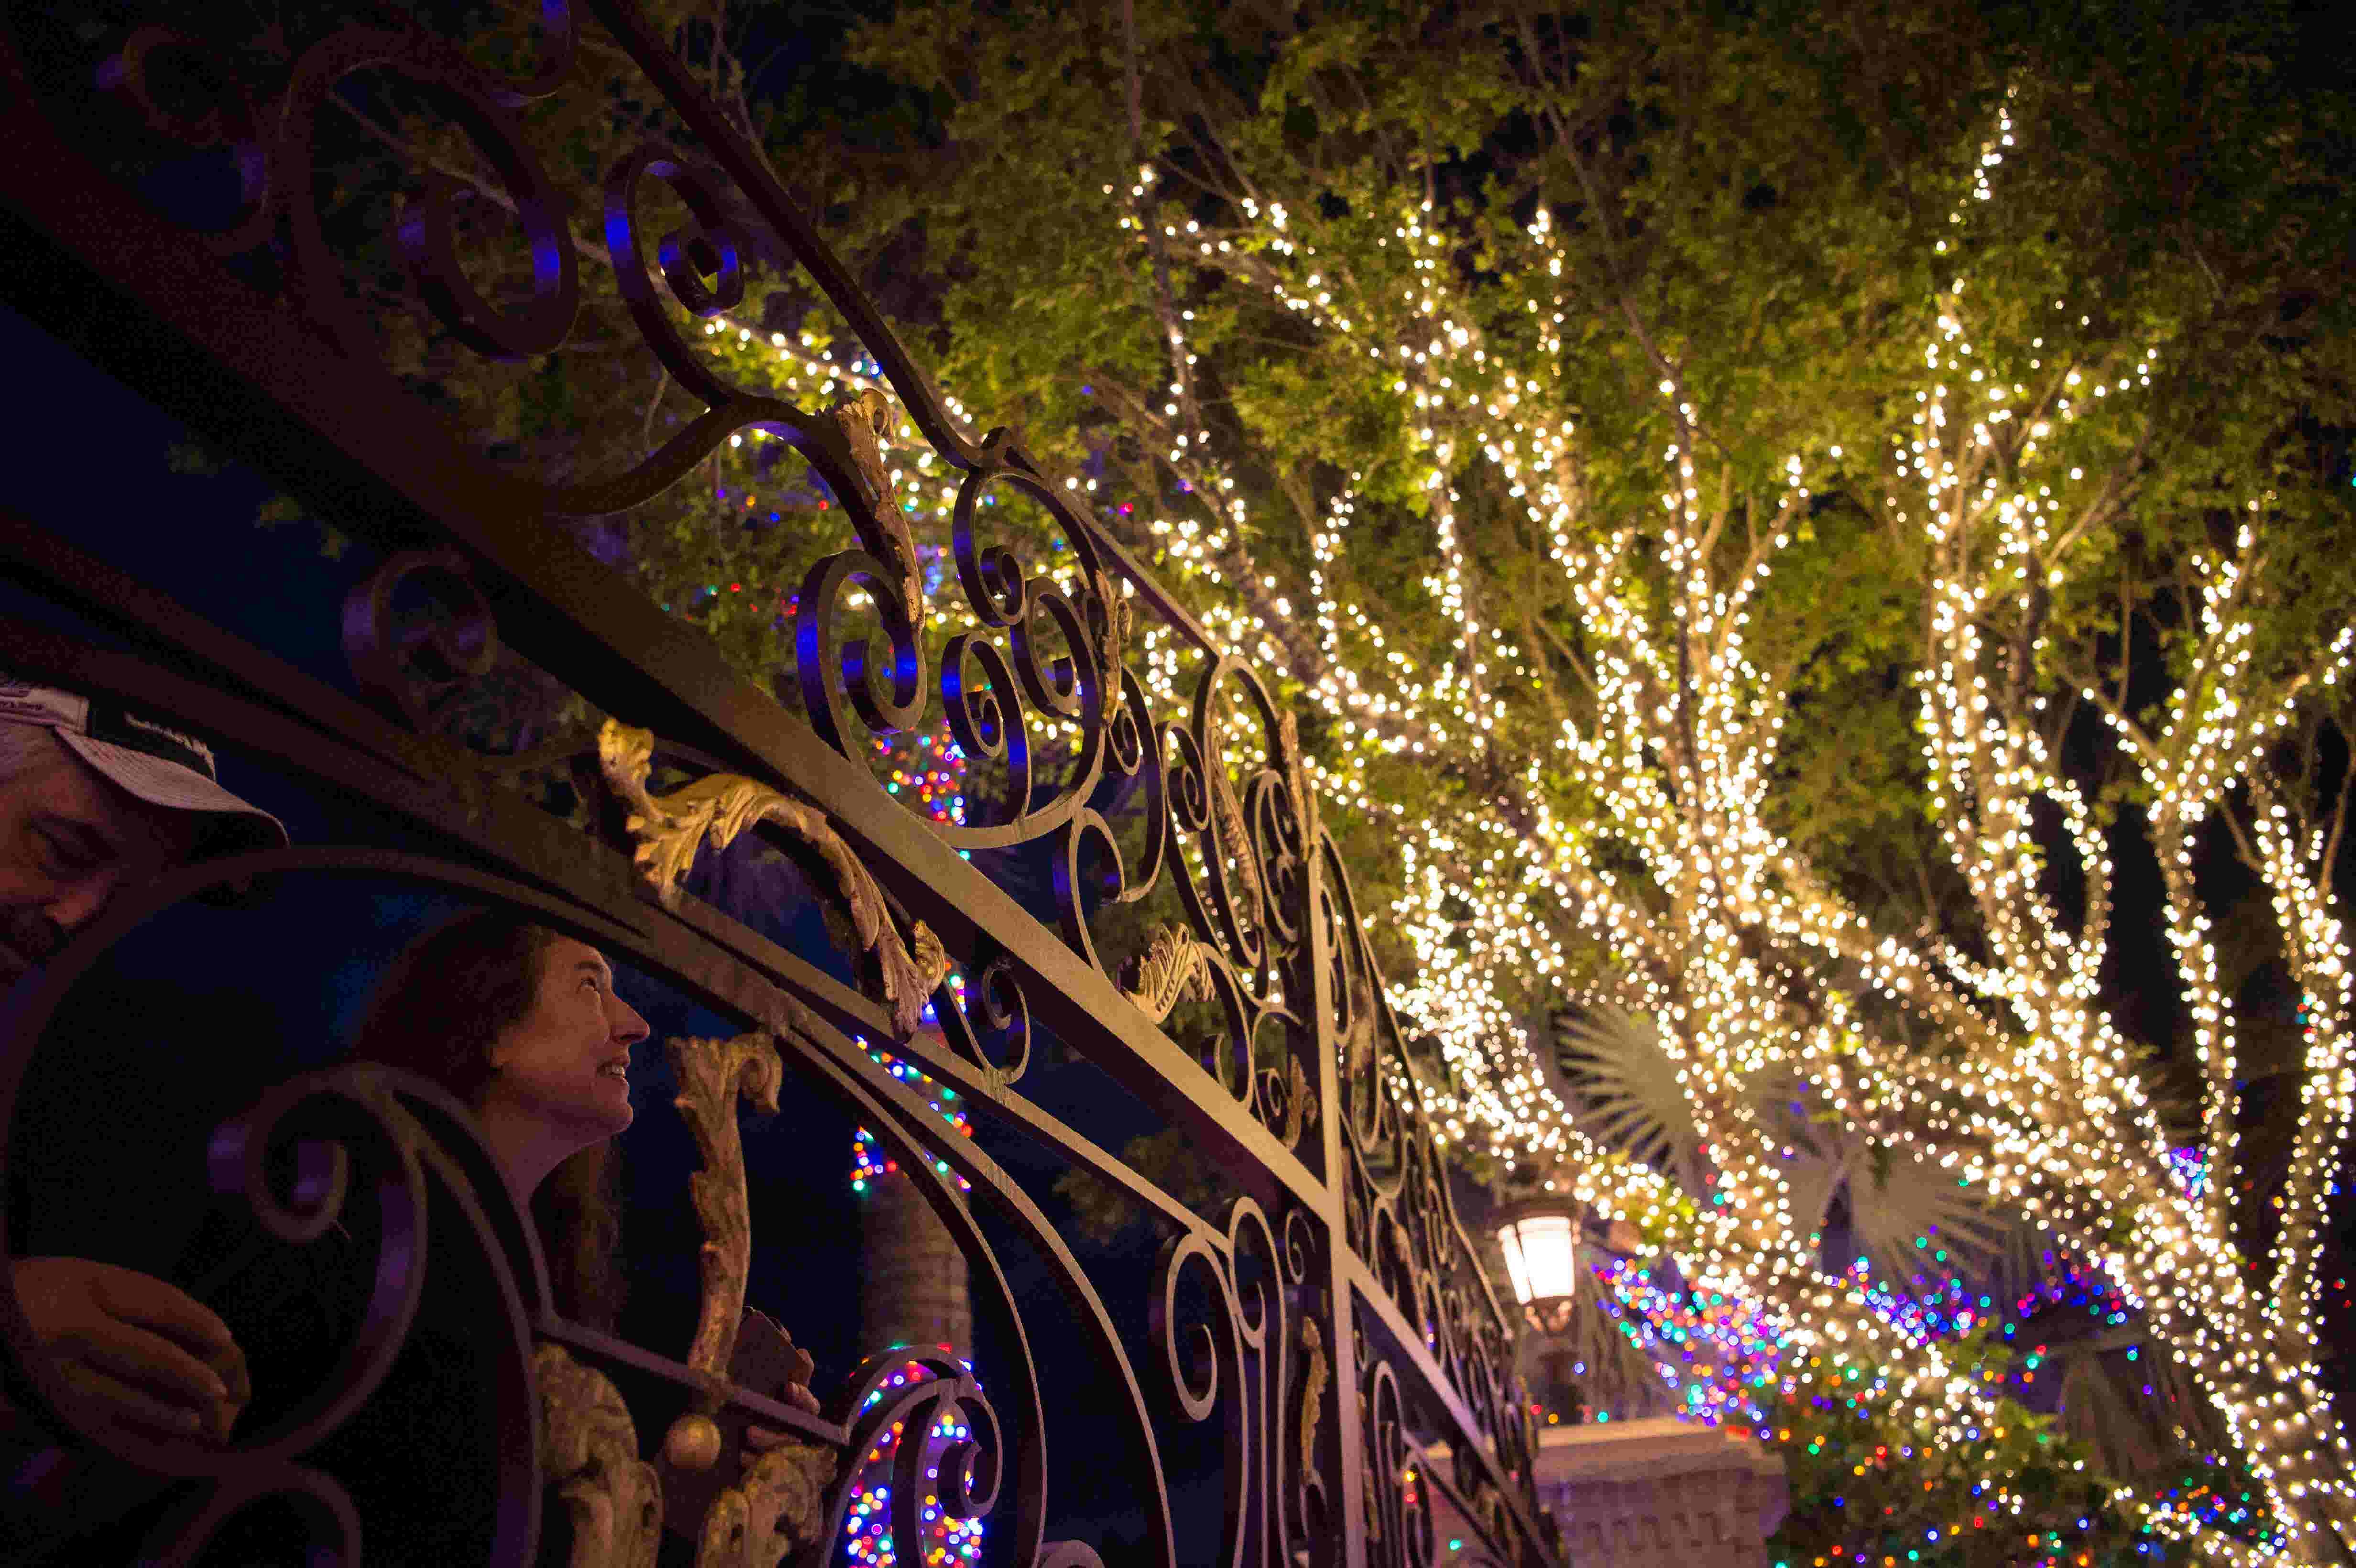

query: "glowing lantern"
xmin=1495 ymin=1202 xmax=1581 ymax=1335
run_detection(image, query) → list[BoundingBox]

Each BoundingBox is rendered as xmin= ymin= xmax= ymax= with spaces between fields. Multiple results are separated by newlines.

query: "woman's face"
xmin=485 ymin=937 xmax=650 ymax=1138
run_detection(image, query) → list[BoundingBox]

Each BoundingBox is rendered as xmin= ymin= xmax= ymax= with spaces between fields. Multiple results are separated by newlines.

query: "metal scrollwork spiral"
xmin=94 ymin=26 xmax=273 ymax=251
xmin=342 ymin=547 xmax=502 ymax=735
xmin=934 ymin=953 xmax=1031 ymax=1090
xmin=816 ymin=1350 xmax=1003 ymax=1565
xmin=1147 ymin=1200 xmax=1336 ymax=1568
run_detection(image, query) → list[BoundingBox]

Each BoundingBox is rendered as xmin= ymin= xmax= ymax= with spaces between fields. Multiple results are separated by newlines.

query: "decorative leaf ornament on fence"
xmin=600 ymin=720 xmax=949 ymax=1036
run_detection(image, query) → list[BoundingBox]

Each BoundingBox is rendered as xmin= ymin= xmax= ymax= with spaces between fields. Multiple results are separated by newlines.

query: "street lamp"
xmin=1494 ymin=1200 xmax=1582 ymax=1335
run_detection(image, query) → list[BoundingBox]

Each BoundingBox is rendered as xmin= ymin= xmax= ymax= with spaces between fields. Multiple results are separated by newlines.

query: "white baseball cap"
xmin=0 ymin=671 xmax=288 ymax=860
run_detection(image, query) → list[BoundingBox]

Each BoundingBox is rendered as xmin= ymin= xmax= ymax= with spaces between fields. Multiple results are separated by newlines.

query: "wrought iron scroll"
xmin=0 ymin=0 xmax=1574 ymax=1560
xmin=1320 ymin=826 xmax=1548 ymax=1535
xmin=7 ymin=0 xmax=1345 ymax=1157
xmin=1147 ymin=1199 xmax=1349 ymax=1568
xmin=341 ymin=546 xmax=502 ymax=735
xmin=0 ymin=851 xmax=553 ymax=1564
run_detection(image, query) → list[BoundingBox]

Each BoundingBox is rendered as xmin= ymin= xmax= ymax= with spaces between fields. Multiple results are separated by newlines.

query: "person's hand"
xmin=743 ymin=1336 xmax=820 ymax=1452
xmin=11 ymin=1257 xmax=248 ymax=1442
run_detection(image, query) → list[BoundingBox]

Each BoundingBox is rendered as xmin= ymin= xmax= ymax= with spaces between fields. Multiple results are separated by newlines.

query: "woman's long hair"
xmin=345 ymin=910 xmax=626 ymax=1329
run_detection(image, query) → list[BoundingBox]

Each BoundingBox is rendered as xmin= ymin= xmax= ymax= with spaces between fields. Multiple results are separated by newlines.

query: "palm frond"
xmin=2056 ymin=1337 xmax=2223 ymax=1483
xmin=1550 ymin=1003 xmax=1709 ymax=1195
xmin=1780 ymin=1145 xmax=1845 ymax=1248
xmin=1839 ymin=1137 xmax=2016 ymax=1295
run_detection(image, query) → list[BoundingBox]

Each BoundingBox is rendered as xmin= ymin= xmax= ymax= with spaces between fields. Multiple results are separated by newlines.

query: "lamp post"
xmin=1495 ymin=1199 xmax=1582 ymax=1336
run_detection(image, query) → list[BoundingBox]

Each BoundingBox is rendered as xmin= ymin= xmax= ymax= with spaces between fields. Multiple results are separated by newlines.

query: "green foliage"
xmin=1763 ymin=1329 xmax=2280 ymax=1564
xmin=819 ymin=0 xmax=2356 ymax=984
xmin=229 ymin=0 xmax=2353 ymax=991
xmin=1764 ymin=1335 xmax=2152 ymax=1568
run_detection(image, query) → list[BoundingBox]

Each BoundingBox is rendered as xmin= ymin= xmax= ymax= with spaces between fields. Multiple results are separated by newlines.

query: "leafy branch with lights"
xmin=1768 ymin=1328 xmax=2164 ymax=1568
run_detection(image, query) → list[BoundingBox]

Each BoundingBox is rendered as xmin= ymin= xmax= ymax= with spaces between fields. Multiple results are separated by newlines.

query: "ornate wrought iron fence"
xmin=0 ymin=2 xmax=1561 ymax=1564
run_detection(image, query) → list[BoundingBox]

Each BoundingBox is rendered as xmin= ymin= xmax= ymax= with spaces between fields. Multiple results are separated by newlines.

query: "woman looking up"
xmin=8 ymin=910 xmax=657 ymax=1564
xmin=332 ymin=911 xmax=819 ymax=1562
xmin=443 ymin=926 xmax=646 ymax=1191
xmin=345 ymin=911 xmax=648 ymax=1328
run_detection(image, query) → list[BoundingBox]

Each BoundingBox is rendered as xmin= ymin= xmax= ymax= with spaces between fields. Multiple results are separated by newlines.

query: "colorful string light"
xmin=842 ymin=1360 xmax=990 ymax=1568
xmin=851 ymin=1047 xmax=975 ymax=1195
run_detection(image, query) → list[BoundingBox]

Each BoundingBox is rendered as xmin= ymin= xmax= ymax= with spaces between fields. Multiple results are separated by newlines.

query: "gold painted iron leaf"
xmin=1281 ymin=1053 xmax=1319 ymax=1147
xmin=814 ymin=389 xmax=893 ymax=505
xmin=536 ymin=1342 xmax=663 ymax=1568
xmin=690 ymin=1439 xmax=836 ymax=1568
xmin=1086 ymin=565 xmax=1133 ymax=688
xmin=661 ymin=1029 xmax=785 ymax=1471
xmin=1277 ymin=708 xmax=1319 ymax=846
xmin=1213 ymin=765 xmax=1261 ymax=908
xmin=809 ymin=389 xmax=922 ymax=634
xmin=599 ymin=720 xmax=948 ymax=1034
xmin=1119 ymin=924 xmax=1208 ymax=1023
xmin=1341 ymin=968 xmax=1378 ymax=1085
xmin=1298 ymin=1317 xmax=1329 ymax=1474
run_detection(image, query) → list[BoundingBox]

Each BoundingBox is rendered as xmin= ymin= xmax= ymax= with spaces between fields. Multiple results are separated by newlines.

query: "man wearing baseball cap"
xmin=2 ymin=668 xmax=287 ymax=1454
xmin=0 ymin=673 xmax=285 ymax=968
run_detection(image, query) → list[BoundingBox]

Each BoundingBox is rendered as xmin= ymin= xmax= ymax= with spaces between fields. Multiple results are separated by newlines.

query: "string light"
xmin=1112 ymin=98 xmax=2354 ymax=1557
xmin=851 ymin=1047 xmax=974 ymax=1195
xmin=842 ymin=1360 xmax=989 ymax=1568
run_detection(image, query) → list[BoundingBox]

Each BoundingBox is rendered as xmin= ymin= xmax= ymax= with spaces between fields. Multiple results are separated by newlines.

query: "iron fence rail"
xmin=0 ymin=3 xmax=1563 ymax=1564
